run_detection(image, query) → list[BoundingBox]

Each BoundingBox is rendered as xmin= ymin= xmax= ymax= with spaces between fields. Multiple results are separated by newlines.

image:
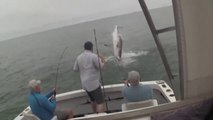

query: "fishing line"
xmin=54 ymin=47 xmax=69 ymax=91
xmin=93 ymin=29 xmax=109 ymax=111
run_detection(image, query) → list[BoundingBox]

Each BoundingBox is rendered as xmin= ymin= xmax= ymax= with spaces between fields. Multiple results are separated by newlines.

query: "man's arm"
xmin=122 ymin=87 xmax=128 ymax=103
xmin=45 ymin=91 xmax=54 ymax=98
xmin=73 ymin=59 xmax=79 ymax=72
xmin=99 ymin=54 xmax=105 ymax=68
xmin=150 ymin=88 xmax=154 ymax=99
xmin=147 ymin=86 xmax=154 ymax=99
xmin=93 ymin=54 xmax=105 ymax=69
xmin=41 ymin=96 xmax=56 ymax=113
xmin=45 ymin=88 xmax=56 ymax=98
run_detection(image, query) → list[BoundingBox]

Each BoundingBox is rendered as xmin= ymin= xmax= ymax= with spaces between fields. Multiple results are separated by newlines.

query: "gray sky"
xmin=0 ymin=0 xmax=171 ymax=41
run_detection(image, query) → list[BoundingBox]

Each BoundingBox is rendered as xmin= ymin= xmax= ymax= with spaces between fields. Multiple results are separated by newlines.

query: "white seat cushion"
xmin=122 ymin=99 xmax=158 ymax=111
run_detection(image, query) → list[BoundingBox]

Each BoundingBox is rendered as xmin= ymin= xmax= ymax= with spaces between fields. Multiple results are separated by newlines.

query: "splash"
xmin=106 ymin=50 xmax=148 ymax=67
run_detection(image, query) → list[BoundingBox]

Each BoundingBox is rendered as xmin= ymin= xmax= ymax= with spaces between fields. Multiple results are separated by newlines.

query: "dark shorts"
xmin=55 ymin=110 xmax=68 ymax=120
xmin=86 ymin=86 xmax=104 ymax=104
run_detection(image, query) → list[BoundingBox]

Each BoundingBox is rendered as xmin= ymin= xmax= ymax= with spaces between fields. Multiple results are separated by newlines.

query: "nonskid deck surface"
xmin=56 ymin=89 xmax=168 ymax=117
xmin=56 ymin=91 xmax=123 ymax=116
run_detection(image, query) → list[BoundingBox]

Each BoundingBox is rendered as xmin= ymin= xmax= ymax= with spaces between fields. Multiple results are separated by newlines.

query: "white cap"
xmin=28 ymin=80 xmax=41 ymax=89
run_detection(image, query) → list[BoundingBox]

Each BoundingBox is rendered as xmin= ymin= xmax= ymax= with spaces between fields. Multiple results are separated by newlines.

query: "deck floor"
xmin=56 ymin=89 xmax=168 ymax=117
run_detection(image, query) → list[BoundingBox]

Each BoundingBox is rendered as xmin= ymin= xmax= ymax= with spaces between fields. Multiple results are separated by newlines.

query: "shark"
xmin=112 ymin=25 xmax=123 ymax=61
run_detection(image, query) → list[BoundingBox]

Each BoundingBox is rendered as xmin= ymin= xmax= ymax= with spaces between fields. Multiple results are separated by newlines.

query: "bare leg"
xmin=96 ymin=103 xmax=105 ymax=113
xmin=91 ymin=101 xmax=97 ymax=113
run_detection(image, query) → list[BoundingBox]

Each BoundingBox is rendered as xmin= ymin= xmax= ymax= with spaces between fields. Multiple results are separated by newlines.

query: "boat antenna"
xmin=55 ymin=47 xmax=69 ymax=92
xmin=93 ymin=29 xmax=109 ymax=111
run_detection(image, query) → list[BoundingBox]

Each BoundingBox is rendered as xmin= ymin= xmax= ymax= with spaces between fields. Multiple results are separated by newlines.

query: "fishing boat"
xmin=14 ymin=80 xmax=176 ymax=120
xmin=14 ymin=0 xmax=213 ymax=119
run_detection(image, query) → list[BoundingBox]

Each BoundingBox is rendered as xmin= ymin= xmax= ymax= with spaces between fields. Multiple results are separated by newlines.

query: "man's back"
xmin=122 ymin=84 xmax=153 ymax=103
xmin=73 ymin=50 xmax=101 ymax=92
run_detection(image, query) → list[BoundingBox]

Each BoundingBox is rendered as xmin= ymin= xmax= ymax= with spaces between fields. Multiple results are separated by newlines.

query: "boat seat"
xmin=121 ymin=99 xmax=158 ymax=111
xmin=23 ymin=112 xmax=58 ymax=120
xmin=23 ymin=112 xmax=40 ymax=120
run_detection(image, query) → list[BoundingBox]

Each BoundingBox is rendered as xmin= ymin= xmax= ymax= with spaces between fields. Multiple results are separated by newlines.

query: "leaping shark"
xmin=112 ymin=25 xmax=123 ymax=61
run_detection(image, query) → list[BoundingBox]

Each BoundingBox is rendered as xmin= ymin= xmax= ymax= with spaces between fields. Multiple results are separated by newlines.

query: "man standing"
xmin=73 ymin=41 xmax=105 ymax=113
xmin=28 ymin=79 xmax=73 ymax=120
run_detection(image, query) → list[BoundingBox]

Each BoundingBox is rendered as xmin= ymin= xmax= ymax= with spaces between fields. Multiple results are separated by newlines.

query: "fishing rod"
xmin=93 ymin=29 xmax=109 ymax=111
xmin=54 ymin=47 xmax=69 ymax=95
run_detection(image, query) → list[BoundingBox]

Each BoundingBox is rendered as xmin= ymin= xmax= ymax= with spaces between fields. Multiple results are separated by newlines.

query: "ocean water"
xmin=0 ymin=6 xmax=179 ymax=119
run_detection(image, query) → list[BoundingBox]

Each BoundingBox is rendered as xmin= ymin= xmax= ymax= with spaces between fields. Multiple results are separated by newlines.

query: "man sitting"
xmin=122 ymin=71 xmax=153 ymax=103
xmin=28 ymin=79 xmax=73 ymax=120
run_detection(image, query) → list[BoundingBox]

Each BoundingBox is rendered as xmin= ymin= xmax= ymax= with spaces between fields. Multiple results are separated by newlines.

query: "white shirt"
xmin=73 ymin=50 xmax=104 ymax=91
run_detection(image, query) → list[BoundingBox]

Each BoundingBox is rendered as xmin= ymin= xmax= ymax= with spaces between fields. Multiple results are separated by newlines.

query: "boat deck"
xmin=57 ymin=89 xmax=169 ymax=118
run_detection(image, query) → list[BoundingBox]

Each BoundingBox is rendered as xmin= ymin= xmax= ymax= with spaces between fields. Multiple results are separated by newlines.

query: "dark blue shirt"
xmin=28 ymin=91 xmax=56 ymax=120
xmin=122 ymin=84 xmax=153 ymax=103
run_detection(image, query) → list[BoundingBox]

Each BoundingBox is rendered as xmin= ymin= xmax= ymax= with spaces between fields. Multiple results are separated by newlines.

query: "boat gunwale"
xmin=56 ymin=80 xmax=176 ymax=102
